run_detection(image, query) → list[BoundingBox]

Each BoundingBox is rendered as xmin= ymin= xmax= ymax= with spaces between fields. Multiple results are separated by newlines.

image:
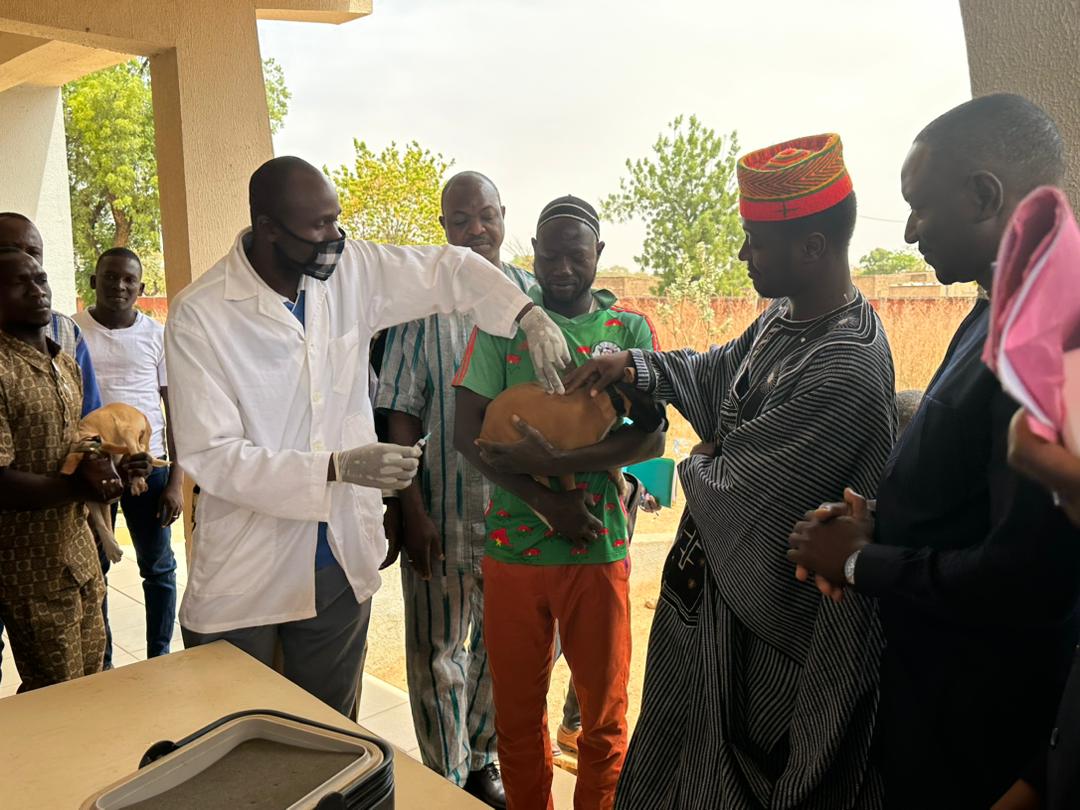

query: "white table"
xmin=0 ymin=642 xmax=488 ymax=809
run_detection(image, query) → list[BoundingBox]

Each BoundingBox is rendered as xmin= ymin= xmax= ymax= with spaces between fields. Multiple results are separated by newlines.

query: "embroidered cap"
xmin=737 ymin=133 xmax=853 ymax=222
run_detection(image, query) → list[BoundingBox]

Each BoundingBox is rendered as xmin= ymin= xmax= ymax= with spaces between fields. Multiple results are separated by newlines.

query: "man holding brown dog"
xmin=0 ymin=247 xmax=123 ymax=690
xmin=0 ymin=212 xmax=106 ymax=682
xmin=454 ymin=195 xmax=665 ymax=810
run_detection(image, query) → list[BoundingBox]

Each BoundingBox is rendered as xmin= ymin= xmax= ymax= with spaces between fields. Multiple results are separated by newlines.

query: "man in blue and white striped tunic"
xmin=376 ymin=172 xmax=533 ymax=806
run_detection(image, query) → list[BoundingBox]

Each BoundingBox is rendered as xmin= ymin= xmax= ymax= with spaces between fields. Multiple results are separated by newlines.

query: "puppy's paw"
xmin=105 ymin=543 xmax=124 ymax=564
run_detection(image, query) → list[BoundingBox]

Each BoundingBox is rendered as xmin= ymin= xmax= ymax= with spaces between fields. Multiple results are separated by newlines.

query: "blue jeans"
xmin=110 ymin=465 xmax=178 ymax=657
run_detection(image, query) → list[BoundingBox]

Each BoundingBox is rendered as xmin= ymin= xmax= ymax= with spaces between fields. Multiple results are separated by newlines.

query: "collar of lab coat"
xmin=224 ymin=228 xmax=324 ymax=337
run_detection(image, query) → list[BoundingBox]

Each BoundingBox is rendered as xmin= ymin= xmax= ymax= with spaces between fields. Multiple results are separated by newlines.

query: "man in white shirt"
xmin=165 ymin=156 xmax=570 ymax=717
xmin=73 ymin=247 xmax=182 ymax=662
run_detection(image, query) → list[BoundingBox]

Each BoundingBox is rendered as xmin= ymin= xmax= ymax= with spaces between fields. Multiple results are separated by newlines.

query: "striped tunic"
xmin=616 ymin=293 xmax=896 ymax=810
xmin=375 ymin=263 xmax=534 ymax=576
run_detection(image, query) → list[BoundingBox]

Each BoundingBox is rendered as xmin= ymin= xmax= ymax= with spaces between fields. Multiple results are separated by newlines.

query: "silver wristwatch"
xmin=843 ymin=549 xmax=861 ymax=587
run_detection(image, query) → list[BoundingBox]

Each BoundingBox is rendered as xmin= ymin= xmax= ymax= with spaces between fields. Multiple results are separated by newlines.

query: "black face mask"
xmin=272 ymin=221 xmax=347 ymax=281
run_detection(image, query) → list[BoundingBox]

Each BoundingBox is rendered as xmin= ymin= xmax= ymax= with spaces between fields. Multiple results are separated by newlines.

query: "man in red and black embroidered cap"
xmin=737 ymin=132 xmax=853 ymax=222
xmin=566 ymin=134 xmax=898 ymax=808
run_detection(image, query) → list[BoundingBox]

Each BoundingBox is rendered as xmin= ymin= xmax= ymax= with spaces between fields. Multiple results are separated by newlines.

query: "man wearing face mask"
xmin=165 ymin=157 xmax=570 ymax=717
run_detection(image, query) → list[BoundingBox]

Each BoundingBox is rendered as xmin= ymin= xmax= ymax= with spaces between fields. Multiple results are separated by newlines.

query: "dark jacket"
xmin=1045 ymin=644 xmax=1080 ymax=810
xmin=855 ymin=299 xmax=1080 ymax=809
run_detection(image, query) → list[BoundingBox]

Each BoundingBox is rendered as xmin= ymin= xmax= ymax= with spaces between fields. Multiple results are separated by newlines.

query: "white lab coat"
xmin=165 ymin=230 xmax=530 ymax=633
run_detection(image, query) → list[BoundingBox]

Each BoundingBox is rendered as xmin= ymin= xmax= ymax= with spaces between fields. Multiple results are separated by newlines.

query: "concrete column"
xmin=150 ymin=0 xmax=275 ymax=298
xmin=959 ymin=0 xmax=1080 ymax=207
xmin=0 ymin=85 xmax=77 ymax=313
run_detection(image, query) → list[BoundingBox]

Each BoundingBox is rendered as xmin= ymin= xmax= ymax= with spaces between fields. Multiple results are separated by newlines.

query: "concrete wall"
xmin=959 ymin=0 xmax=1080 ymax=207
xmin=0 ymin=84 xmax=77 ymax=313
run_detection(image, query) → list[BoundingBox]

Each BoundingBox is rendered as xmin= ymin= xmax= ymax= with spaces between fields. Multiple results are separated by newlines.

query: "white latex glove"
xmin=519 ymin=306 xmax=572 ymax=394
xmin=333 ymin=443 xmax=421 ymax=490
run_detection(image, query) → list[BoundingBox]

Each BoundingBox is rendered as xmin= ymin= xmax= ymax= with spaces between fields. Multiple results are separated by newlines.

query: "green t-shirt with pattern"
xmin=453 ymin=287 xmax=659 ymax=566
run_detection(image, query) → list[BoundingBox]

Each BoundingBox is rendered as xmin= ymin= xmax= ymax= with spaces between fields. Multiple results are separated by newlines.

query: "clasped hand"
xmin=787 ymin=488 xmax=874 ymax=603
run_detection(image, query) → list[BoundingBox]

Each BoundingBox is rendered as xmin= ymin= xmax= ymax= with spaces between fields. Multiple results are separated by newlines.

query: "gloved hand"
xmin=333 ymin=443 xmax=421 ymax=490
xmin=519 ymin=306 xmax=573 ymax=394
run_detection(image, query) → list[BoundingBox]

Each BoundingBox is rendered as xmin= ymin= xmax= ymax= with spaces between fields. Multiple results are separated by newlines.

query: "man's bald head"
xmin=440 ymin=171 xmax=506 ymax=267
xmin=902 ymin=94 xmax=1065 ymax=289
xmin=915 ymin=94 xmax=1065 ymax=198
xmin=0 ymin=212 xmax=43 ymax=264
xmin=441 ymin=171 xmax=500 ymax=210
xmin=245 ymin=156 xmax=343 ymax=285
xmin=249 ymin=156 xmax=331 ymax=226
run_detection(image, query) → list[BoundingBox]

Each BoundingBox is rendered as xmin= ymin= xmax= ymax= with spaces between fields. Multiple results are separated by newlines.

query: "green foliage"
xmin=597 ymin=264 xmax=631 ymax=276
xmin=326 ymin=140 xmax=452 ymax=245
xmin=504 ymin=236 xmax=534 ymax=273
xmin=508 ymin=255 xmax=534 ymax=272
xmin=64 ymin=60 xmax=161 ymax=300
xmin=262 ymin=58 xmax=291 ymax=136
xmin=601 ymin=115 xmax=748 ymax=297
xmin=63 ymin=57 xmax=290 ymax=301
xmin=857 ymin=247 xmax=928 ymax=276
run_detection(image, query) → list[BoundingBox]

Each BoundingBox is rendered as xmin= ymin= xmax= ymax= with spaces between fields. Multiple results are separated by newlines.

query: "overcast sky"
xmin=257 ymin=0 xmax=972 ymax=271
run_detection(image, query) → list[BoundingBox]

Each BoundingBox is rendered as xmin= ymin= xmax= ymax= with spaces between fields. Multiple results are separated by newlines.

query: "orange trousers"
xmin=483 ymin=557 xmax=631 ymax=810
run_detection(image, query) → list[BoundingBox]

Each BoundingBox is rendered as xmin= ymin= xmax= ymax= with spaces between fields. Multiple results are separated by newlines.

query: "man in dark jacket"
xmin=789 ymin=94 xmax=1080 ymax=809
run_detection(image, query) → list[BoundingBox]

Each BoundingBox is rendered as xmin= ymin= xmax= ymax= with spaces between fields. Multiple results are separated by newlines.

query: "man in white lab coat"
xmin=165 ymin=157 xmax=570 ymax=716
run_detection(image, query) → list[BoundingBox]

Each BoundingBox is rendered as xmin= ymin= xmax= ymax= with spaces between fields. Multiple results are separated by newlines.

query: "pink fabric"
xmin=984 ymin=186 xmax=1080 ymax=445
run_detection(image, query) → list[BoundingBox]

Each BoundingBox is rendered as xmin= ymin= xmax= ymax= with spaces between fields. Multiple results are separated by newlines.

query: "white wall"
xmin=960 ymin=0 xmax=1080 ymax=208
xmin=0 ymin=85 xmax=77 ymax=313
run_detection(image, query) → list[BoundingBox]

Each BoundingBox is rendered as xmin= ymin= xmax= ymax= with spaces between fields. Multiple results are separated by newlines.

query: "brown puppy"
xmin=478 ymin=381 xmax=632 ymax=502
xmin=61 ymin=403 xmax=169 ymax=563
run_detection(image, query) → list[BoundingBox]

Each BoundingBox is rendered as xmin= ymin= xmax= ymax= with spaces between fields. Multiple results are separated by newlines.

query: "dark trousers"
xmin=181 ymin=562 xmax=372 ymax=718
xmin=106 ymin=465 xmax=178 ymax=658
xmin=97 ymin=542 xmax=114 ymax=668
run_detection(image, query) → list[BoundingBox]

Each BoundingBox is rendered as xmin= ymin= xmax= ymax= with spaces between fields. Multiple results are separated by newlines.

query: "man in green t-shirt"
xmin=453 ymin=196 xmax=665 ymax=810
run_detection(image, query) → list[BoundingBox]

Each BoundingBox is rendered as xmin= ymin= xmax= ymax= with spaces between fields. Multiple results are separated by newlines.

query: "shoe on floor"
xmin=464 ymin=762 xmax=506 ymax=809
xmin=557 ymin=723 xmax=581 ymax=755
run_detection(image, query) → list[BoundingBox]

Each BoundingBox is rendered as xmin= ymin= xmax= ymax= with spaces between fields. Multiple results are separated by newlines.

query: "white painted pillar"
xmin=0 ymin=84 xmax=77 ymax=313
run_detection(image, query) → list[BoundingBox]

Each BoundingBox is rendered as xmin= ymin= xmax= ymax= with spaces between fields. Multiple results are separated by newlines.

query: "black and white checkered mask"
xmin=273 ymin=222 xmax=347 ymax=281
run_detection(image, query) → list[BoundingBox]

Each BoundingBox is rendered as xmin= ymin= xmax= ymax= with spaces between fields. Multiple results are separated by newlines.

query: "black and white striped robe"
xmin=616 ymin=295 xmax=896 ymax=810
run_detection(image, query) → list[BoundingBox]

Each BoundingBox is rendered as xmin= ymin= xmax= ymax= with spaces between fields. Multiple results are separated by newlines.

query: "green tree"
xmin=64 ymin=60 xmax=160 ymax=299
xmin=857 ymin=247 xmax=928 ymax=275
xmin=601 ymin=115 xmax=748 ymax=296
xmin=326 ymin=139 xmax=452 ymax=245
xmin=63 ymin=57 xmax=290 ymax=300
xmin=262 ymin=58 xmax=291 ymax=136
xmin=505 ymin=236 xmax=534 ymax=273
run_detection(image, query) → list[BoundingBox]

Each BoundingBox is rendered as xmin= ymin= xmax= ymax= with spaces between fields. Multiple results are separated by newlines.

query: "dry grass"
xmin=622 ymin=294 xmax=974 ymax=395
xmin=620 ymin=295 xmax=976 ymax=539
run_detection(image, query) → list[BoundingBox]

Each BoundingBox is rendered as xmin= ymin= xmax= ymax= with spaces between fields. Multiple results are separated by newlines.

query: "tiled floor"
xmin=0 ymin=534 xmax=419 ymax=759
xmin=0 ymin=532 xmax=577 ymax=806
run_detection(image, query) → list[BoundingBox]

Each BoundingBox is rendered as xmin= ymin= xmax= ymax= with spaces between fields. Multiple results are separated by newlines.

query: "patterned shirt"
xmin=0 ymin=331 xmax=99 ymax=600
xmin=453 ymin=286 xmax=660 ymax=566
xmin=376 ymin=262 xmax=535 ymax=576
